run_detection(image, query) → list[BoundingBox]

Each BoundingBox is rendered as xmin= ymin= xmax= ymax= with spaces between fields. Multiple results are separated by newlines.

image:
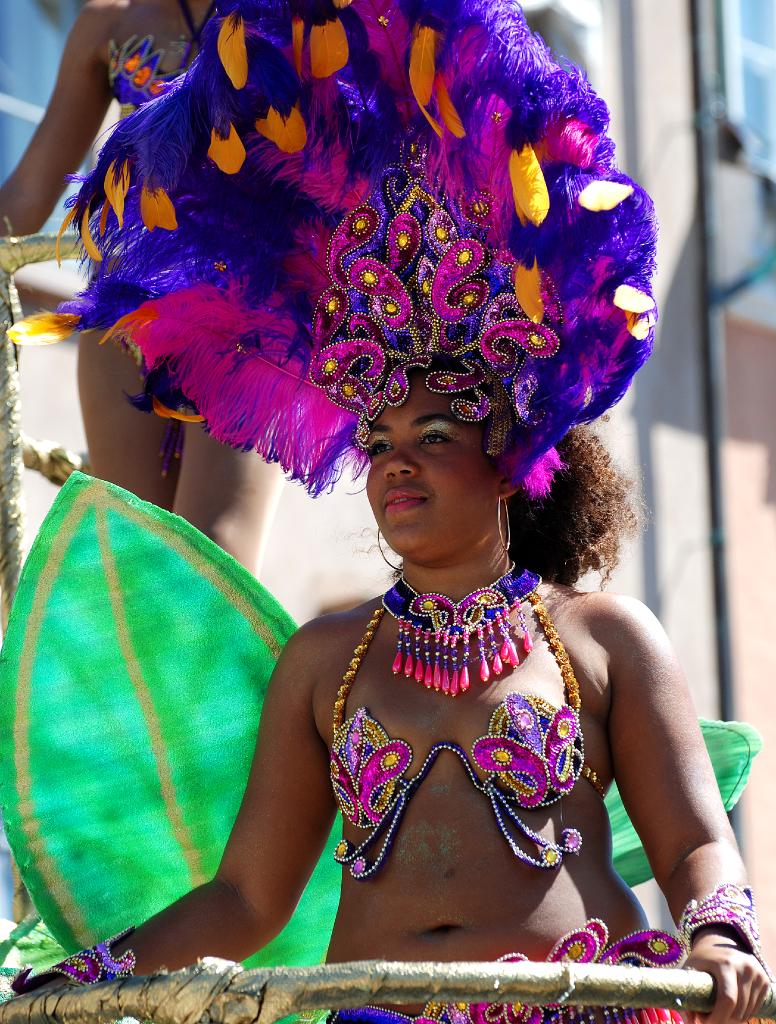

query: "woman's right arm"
xmin=94 ymin=620 xmax=337 ymax=975
xmin=0 ymin=1 xmax=114 ymax=236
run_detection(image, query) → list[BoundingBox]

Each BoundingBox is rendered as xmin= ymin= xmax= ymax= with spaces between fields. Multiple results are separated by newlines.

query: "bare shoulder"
xmin=536 ymin=582 xmax=675 ymax=711
xmin=278 ymin=598 xmax=383 ymax=738
xmin=296 ymin=595 xmax=381 ymax=646
xmin=541 ymin=582 xmax=664 ymax=650
xmin=68 ymin=1 xmax=127 ymax=59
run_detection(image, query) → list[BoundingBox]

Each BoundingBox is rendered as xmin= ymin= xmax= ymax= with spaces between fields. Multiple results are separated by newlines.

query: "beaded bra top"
xmin=330 ymin=593 xmax=604 ymax=880
xmin=108 ymin=1 xmax=216 ymax=112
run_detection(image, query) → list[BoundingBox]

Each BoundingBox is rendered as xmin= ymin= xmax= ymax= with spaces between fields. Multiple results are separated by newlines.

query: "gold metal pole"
xmin=0 ymin=233 xmax=80 ymax=625
xmin=0 ymin=959 xmax=774 ymax=1024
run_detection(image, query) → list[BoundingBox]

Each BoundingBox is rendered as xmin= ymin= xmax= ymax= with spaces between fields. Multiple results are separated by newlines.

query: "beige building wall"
xmin=724 ymin=313 xmax=776 ymax=959
xmin=600 ymin=0 xmax=719 ymax=720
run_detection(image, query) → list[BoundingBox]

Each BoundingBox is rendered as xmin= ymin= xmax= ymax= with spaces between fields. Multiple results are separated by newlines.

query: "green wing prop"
xmin=607 ymin=719 xmax=762 ymax=887
xmin=0 ymin=473 xmax=340 ymax=968
xmin=0 ymin=473 xmax=762 ymax=971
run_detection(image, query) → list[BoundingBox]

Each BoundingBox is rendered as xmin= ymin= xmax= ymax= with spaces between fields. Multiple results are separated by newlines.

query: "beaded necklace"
xmin=383 ymin=565 xmax=540 ymax=697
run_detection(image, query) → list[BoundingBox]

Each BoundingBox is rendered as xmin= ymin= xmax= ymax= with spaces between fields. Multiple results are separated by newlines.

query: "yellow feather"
xmin=435 ymin=74 xmax=465 ymax=138
xmin=217 ymin=14 xmax=248 ymax=90
xmin=613 ymin=284 xmax=654 ymax=314
xmin=103 ymin=159 xmax=131 ymax=228
xmin=578 ymin=180 xmax=634 ymax=212
xmin=255 ymin=105 xmax=307 ymax=153
xmin=509 ymin=145 xmax=550 ymax=226
xmin=207 ymin=124 xmax=246 ymax=174
xmin=626 ymin=310 xmax=657 ymax=339
xmin=55 ymin=206 xmax=76 ymax=267
xmin=153 ymin=397 xmax=206 ymax=423
xmin=409 ymin=26 xmax=437 ymax=109
xmin=8 ymin=312 xmax=81 ymax=347
xmin=514 ymin=260 xmax=544 ymax=324
xmin=310 ymin=18 xmax=349 ymax=78
xmin=140 ymin=185 xmax=178 ymax=232
xmin=81 ymin=204 xmax=102 ymax=262
xmin=292 ymin=16 xmax=304 ymax=76
xmin=332 ymin=0 xmax=352 ymax=8
xmin=99 ymin=199 xmax=110 ymax=237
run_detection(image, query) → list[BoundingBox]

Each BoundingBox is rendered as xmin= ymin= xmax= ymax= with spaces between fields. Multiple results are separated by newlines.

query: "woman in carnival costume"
xmin=6 ymin=0 xmax=773 ymax=1021
xmin=0 ymin=0 xmax=284 ymax=572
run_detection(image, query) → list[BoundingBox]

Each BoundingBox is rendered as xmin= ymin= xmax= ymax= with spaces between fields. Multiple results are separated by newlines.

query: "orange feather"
xmin=509 ymin=145 xmax=550 ymax=226
xmin=81 ymin=204 xmax=103 ymax=262
xmin=310 ymin=18 xmax=349 ymax=78
xmin=140 ymin=185 xmax=178 ymax=232
xmin=8 ymin=312 xmax=80 ymax=347
xmin=255 ymin=105 xmax=307 ymax=153
xmin=103 ymin=159 xmax=131 ymax=228
xmin=418 ymin=102 xmax=443 ymax=138
xmin=625 ymin=310 xmax=656 ymax=340
xmin=434 ymin=73 xmax=465 ymax=138
xmin=99 ymin=199 xmax=110 ymax=237
xmin=409 ymin=25 xmax=437 ymax=109
xmin=514 ymin=260 xmax=544 ymax=324
xmin=292 ymin=16 xmax=304 ymax=76
xmin=99 ymin=307 xmax=159 ymax=347
xmin=55 ymin=206 xmax=76 ymax=267
xmin=217 ymin=14 xmax=248 ymax=90
xmin=152 ymin=397 xmax=206 ymax=423
xmin=207 ymin=124 xmax=246 ymax=174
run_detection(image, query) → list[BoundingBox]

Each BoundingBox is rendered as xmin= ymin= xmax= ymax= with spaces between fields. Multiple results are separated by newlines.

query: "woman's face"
xmin=365 ymin=378 xmax=513 ymax=568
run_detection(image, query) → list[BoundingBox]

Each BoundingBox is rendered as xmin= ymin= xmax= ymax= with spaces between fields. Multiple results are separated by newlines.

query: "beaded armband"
xmin=11 ymin=927 xmax=137 ymax=994
xmin=679 ymin=884 xmax=774 ymax=980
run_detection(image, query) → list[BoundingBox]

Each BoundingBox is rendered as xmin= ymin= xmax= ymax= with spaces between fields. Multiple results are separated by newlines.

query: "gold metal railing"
xmin=0 ymin=958 xmax=774 ymax=1024
xmin=0 ymin=233 xmax=86 ymax=629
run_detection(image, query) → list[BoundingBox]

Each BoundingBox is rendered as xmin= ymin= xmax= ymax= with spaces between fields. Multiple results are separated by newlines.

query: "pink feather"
xmin=353 ymin=0 xmax=412 ymax=107
xmin=124 ymin=284 xmax=361 ymax=490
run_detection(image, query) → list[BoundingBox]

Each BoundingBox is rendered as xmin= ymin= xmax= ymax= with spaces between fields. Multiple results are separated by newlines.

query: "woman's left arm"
xmin=603 ymin=594 xmax=771 ymax=1024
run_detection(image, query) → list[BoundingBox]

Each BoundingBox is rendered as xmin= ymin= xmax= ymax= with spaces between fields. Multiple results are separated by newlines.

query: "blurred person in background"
xmin=0 ymin=0 xmax=284 ymax=574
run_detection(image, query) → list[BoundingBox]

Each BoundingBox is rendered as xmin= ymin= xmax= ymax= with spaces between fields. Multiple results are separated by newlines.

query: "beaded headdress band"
xmin=13 ymin=0 xmax=659 ymax=497
xmin=308 ymin=161 xmax=562 ymax=465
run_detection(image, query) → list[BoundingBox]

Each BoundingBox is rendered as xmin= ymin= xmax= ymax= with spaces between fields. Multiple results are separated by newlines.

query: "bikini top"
xmin=108 ymin=0 xmax=216 ymax=113
xmin=330 ymin=593 xmax=605 ymax=880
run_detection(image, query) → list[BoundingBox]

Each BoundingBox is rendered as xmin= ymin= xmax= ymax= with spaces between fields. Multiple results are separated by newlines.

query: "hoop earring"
xmin=498 ymin=497 xmax=511 ymax=553
xmin=377 ymin=529 xmax=402 ymax=572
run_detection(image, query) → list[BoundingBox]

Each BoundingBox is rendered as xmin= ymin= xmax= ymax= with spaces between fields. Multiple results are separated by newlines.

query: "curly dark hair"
xmin=507 ymin=425 xmax=641 ymax=587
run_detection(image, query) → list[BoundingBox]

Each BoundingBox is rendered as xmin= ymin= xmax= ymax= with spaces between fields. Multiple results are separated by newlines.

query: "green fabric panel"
xmin=608 ymin=719 xmax=762 ymax=887
xmin=0 ymin=473 xmax=339 ymax=967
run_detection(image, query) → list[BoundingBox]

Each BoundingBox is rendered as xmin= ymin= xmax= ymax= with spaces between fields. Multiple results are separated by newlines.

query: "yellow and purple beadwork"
xmin=309 ymin=165 xmax=562 ymax=462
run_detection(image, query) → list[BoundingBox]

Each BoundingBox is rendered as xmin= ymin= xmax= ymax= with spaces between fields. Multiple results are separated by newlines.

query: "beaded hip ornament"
xmin=383 ymin=566 xmax=540 ymax=696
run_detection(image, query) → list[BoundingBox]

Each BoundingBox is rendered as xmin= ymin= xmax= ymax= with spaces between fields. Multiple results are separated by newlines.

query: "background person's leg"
xmin=173 ymin=425 xmax=285 ymax=574
xmin=77 ymin=330 xmax=179 ymax=508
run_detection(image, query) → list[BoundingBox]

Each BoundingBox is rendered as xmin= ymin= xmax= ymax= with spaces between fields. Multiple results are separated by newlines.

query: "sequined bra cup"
xmin=108 ymin=35 xmax=185 ymax=110
xmin=108 ymin=1 xmax=216 ymax=112
xmin=330 ymin=594 xmax=604 ymax=880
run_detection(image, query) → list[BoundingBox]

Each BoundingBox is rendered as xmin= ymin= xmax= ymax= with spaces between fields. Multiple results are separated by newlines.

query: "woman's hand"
xmin=683 ymin=927 xmax=771 ymax=1024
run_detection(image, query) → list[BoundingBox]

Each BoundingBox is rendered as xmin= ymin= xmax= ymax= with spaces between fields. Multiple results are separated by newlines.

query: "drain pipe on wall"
xmin=688 ymin=0 xmax=740 ymax=839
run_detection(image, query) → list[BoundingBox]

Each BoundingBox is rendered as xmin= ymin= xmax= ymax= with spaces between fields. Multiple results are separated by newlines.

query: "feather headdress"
xmin=13 ymin=0 xmax=658 ymax=496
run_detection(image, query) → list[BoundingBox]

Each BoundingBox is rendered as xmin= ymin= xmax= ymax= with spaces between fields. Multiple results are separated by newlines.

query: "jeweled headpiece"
xmin=14 ymin=0 xmax=659 ymax=496
xmin=309 ymin=162 xmax=563 ymax=466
